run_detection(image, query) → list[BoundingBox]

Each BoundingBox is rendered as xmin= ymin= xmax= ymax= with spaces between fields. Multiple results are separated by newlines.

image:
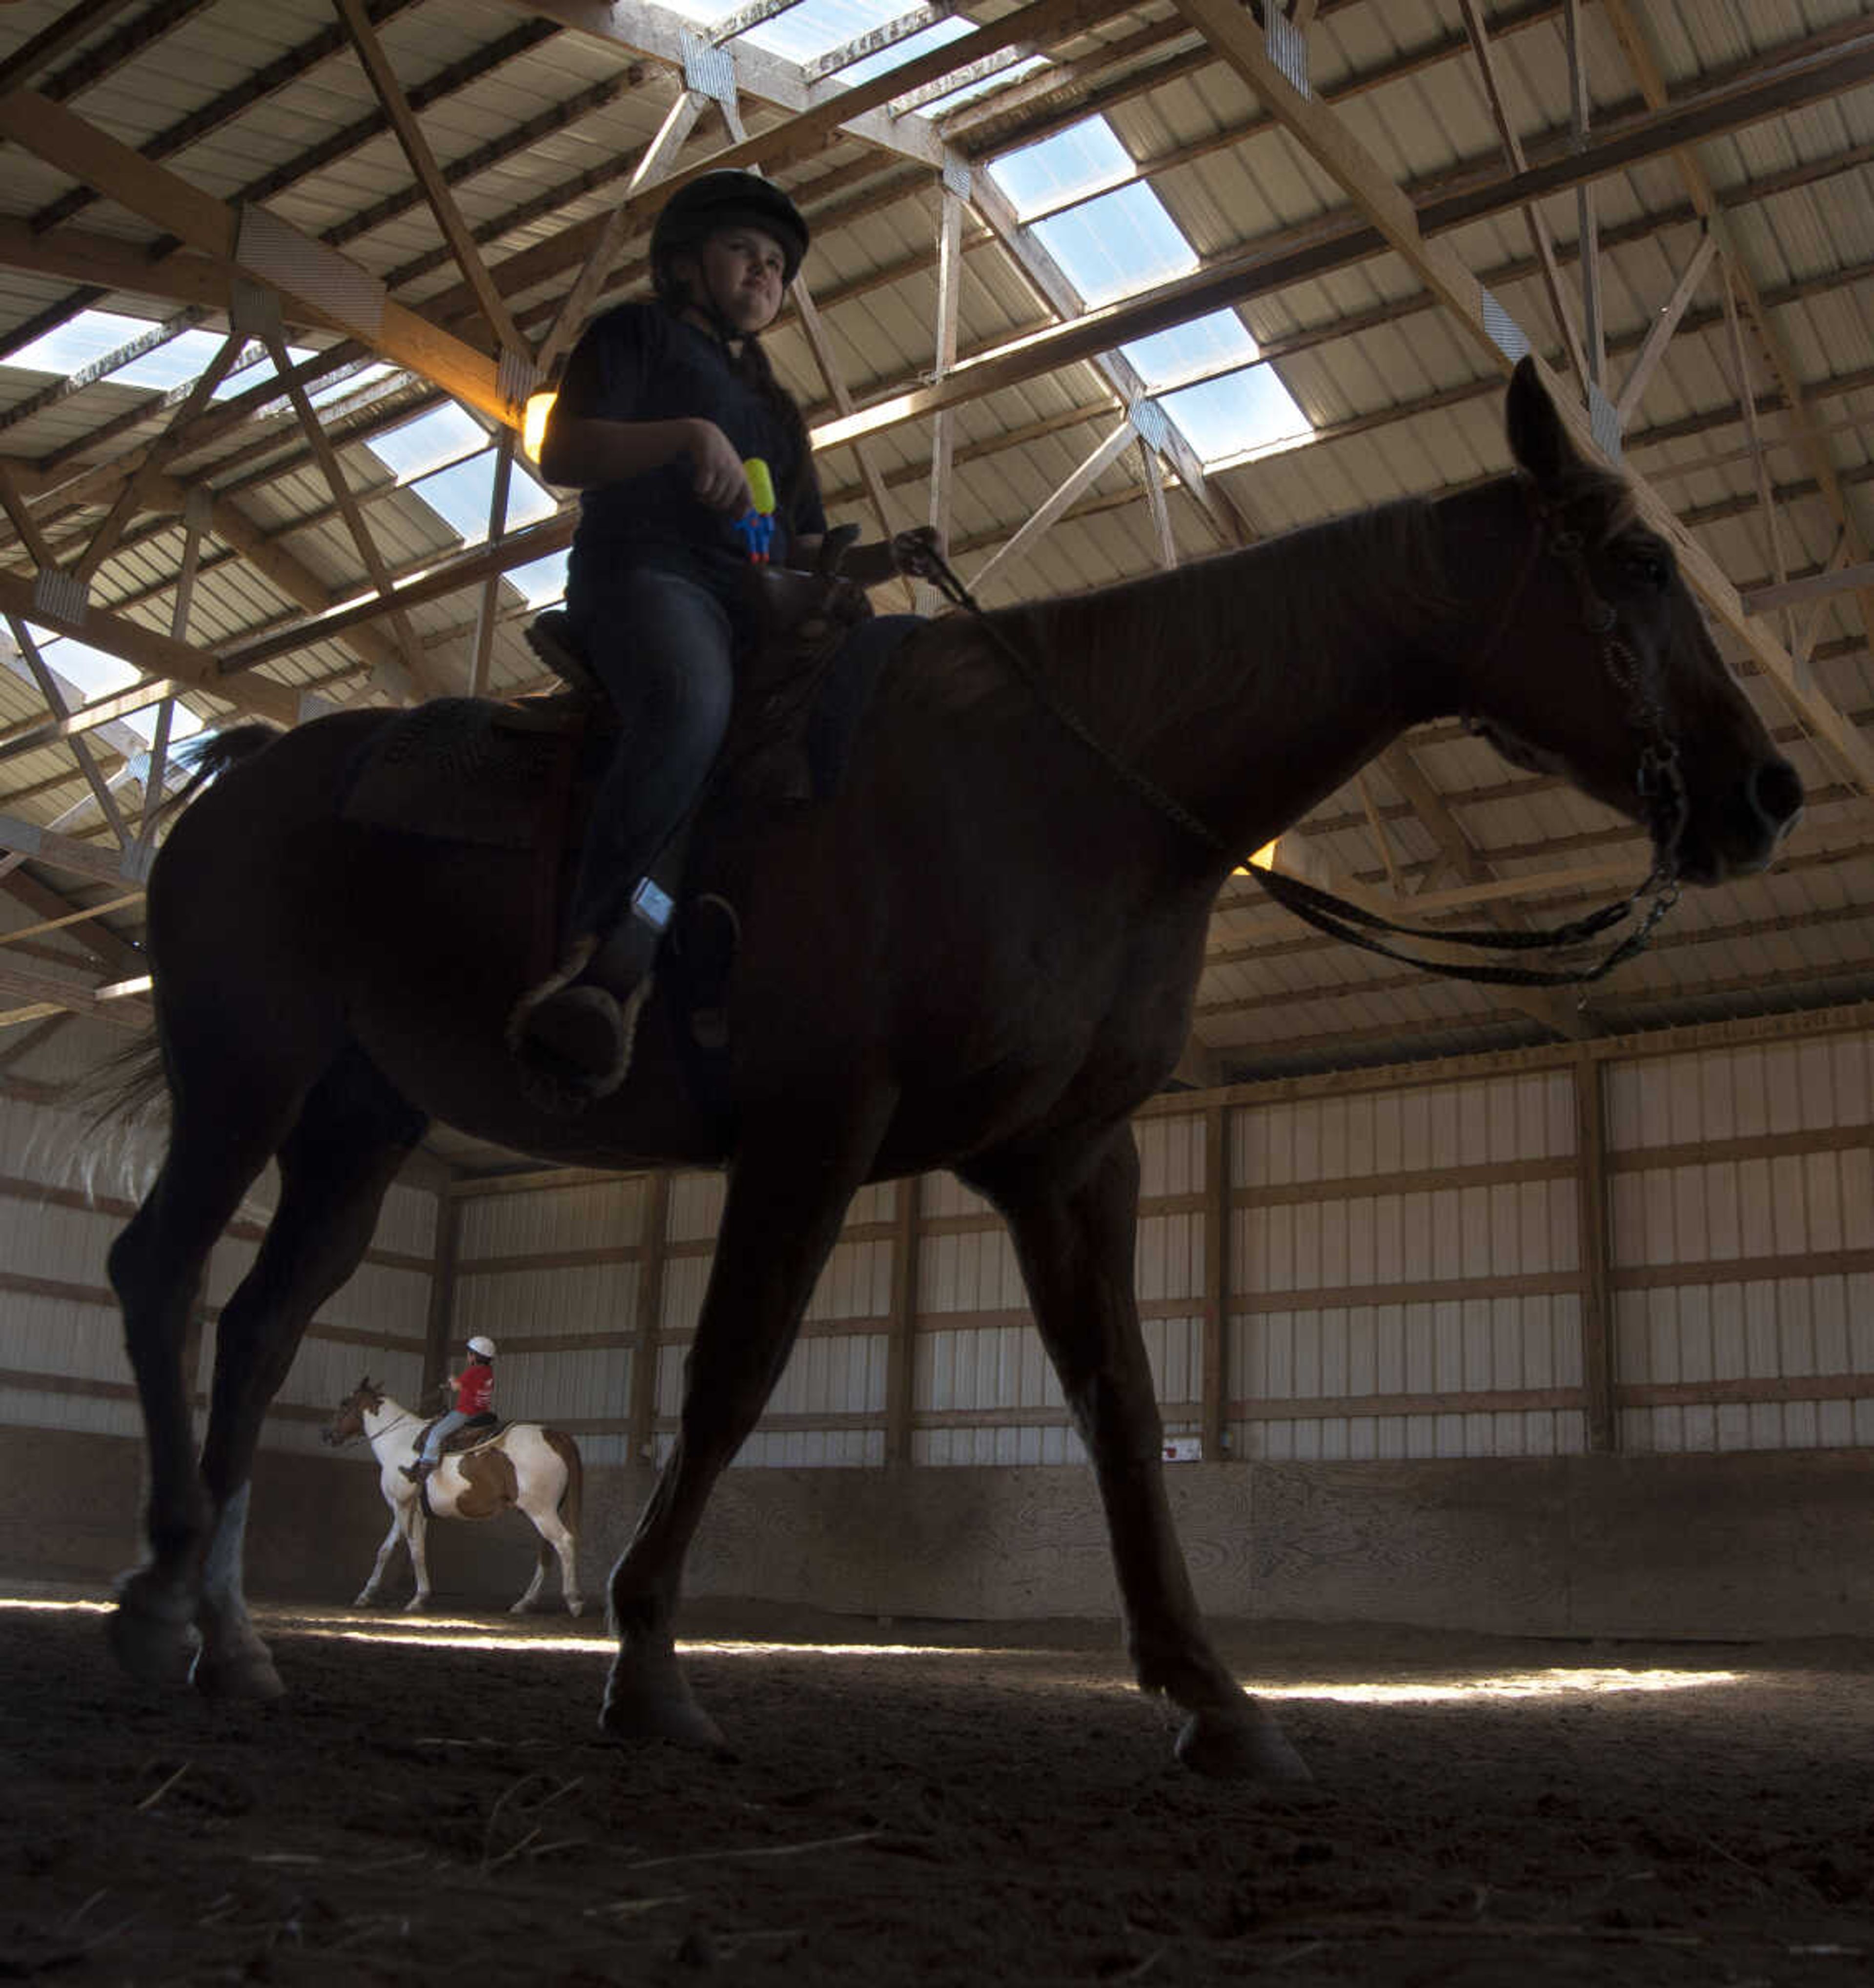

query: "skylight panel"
xmin=910 ymin=52 xmax=1049 ymax=113
xmin=834 ymin=15 xmax=975 ymax=85
xmin=367 ymin=404 xmax=487 ymax=485
xmin=505 ymin=548 xmax=570 ymax=610
xmin=409 ymin=450 xmax=559 ymax=545
xmin=4 ymin=310 xmax=154 ymax=376
xmin=1121 ymin=312 xmax=1259 ymax=392
xmin=106 ymin=328 xmax=238 ymax=393
xmin=17 ymin=632 xmax=203 ymax=751
xmin=1158 ymin=363 xmax=1313 ymax=467
xmin=988 ymin=117 xmax=1134 ymax=221
xmin=1032 ymin=183 xmax=1197 ymax=306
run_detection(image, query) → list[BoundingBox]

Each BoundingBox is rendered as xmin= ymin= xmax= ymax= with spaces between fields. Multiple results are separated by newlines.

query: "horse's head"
xmin=1462 ymin=358 xmax=1801 ymax=887
xmin=321 ymin=1376 xmax=383 ymax=1447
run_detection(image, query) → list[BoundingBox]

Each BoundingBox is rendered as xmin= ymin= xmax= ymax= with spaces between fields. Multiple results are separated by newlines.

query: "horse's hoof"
xmin=352 ymin=1591 xmax=376 ymax=1609
xmin=599 ymin=1687 xmax=730 ymax=1755
xmin=1175 ymin=1705 xmax=1313 ymax=1784
xmin=566 ymin=1598 xmax=585 ymax=1619
xmin=106 ymin=1593 xmax=199 ymax=1688
xmin=190 ymin=1647 xmax=285 ymax=1703
xmin=403 ymin=1596 xmax=429 ymax=1614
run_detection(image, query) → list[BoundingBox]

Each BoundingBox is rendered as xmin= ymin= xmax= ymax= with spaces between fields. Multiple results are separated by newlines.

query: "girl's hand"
xmin=686 ymin=421 xmax=754 ymax=513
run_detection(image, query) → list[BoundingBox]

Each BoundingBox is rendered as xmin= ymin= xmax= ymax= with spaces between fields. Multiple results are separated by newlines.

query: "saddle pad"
xmin=807 ymin=613 xmax=922 ymax=798
xmin=340 ymin=696 xmax=583 ymax=850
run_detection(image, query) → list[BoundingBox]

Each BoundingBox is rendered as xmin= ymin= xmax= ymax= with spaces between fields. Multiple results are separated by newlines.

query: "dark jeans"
xmin=563 ymin=564 xmax=736 ymax=945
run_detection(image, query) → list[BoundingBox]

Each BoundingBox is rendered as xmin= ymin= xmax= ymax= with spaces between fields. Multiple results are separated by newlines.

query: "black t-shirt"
xmin=554 ymin=301 xmax=827 ymax=605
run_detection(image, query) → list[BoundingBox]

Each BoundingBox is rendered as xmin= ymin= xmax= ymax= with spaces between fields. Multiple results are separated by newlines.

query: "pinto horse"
xmin=321 ymin=1378 xmax=584 ymax=1617
xmin=99 ymin=363 xmax=1798 ymax=1780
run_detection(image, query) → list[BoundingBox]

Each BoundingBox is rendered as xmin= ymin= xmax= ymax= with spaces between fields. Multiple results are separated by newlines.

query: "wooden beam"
xmin=0 ymin=956 xmax=151 ymax=1030
xmin=0 ymin=89 xmax=511 ymax=425
xmin=0 ymin=0 xmax=144 ymax=95
xmin=489 ymin=0 xmax=950 ymax=169
xmin=813 ymin=33 xmax=1874 ymax=453
xmin=883 ymin=1172 xmax=921 ymax=1466
xmin=1201 ymin=1105 xmax=1228 ymax=1462
xmin=1573 ymin=1050 xmax=1616 ymax=1452
xmin=627 ymin=1170 xmax=671 ymax=1465
xmin=0 ymin=567 xmax=301 ymax=727
xmin=535 ymin=86 xmax=707 ymax=380
xmin=333 ymin=0 xmax=526 ymax=358
xmin=1457 ymin=0 xmax=1588 ymax=388
xmin=1613 ymin=228 xmax=1717 ymax=425
xmin=1746 ymin=558 xmax=1874 ymax=617
xmin=969 ymin=416 xmax=1136 ymax=594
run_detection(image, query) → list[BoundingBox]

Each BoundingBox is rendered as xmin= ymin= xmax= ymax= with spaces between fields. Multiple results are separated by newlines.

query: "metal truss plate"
xmin=1129 ymin=397 xmax=1170 ymax=451
xmin=30 ymin=568 xmax=88 ymax=628
xmin=1589 ymin=378 xmax=1623 ymax=462
xmin=681 ymin=32 xmax=736 ymax=103
xmin=942 ymin=156 xmax=974 ymax=202
xmin=236 ymin=203 xmax=385 ymax=341
xmin=1266 ymin=9 xmax=1310 ymax=99
xmin=1480 ymin=286 xmax=1531 ymax=364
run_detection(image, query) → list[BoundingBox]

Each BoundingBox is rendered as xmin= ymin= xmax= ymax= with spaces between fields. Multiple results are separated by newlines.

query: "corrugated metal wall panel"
xmin=1609 ymin=1031 xmax=1874 ymax=1453
xmin=1231 ymin=1070 xmax=1585 ymax=1459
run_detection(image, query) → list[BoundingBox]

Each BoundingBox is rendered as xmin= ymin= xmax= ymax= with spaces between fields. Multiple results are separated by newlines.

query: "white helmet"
xmin=466 ymin=1336 xmax=497 ymax=1358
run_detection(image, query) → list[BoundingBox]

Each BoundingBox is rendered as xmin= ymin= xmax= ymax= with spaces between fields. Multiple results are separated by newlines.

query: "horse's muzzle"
xmin=1686 ymin=753 xmax=1804 ymax=885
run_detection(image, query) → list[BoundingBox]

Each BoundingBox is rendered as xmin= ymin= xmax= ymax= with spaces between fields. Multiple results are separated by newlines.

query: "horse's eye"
xmin=1620 ymin=544 xmax=1670 ymax=591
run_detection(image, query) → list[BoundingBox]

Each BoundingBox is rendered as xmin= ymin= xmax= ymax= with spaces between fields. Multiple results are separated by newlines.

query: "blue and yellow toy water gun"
xmin=732 ymin=457 xmax=777 ymax=564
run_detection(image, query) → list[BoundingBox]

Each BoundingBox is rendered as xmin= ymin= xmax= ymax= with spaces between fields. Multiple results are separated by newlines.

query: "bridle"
xmin=897 ymin=490 xmax=1690 ymax=993
xmin=325 ymin=1395 xmax=420 ymax=1449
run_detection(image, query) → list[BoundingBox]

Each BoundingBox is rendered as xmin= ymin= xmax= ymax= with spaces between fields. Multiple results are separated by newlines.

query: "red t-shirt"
xmin=453 ymin=1363 xmax=494 ymax=1416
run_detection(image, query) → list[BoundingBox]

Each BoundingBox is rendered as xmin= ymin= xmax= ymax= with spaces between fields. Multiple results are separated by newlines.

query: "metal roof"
xmin=1 ymin=0 xmax=1873 ymax=1118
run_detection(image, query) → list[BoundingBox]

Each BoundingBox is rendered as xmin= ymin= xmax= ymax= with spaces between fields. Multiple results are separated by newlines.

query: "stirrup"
xmin=524 ymin=610 xmax=604 ymax=699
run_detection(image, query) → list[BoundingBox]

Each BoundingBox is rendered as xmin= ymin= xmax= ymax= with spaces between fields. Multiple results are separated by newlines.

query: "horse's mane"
xmin=942 ymin=464 xmax=1640 ymax=763
xmin=984 ymin=493 xmax=1464 ymax=762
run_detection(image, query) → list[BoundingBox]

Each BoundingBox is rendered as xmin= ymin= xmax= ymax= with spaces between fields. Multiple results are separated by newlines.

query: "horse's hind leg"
xmin=191 ymin=1046 xmax=426 ymax=1697
xmin=107 ymin=1062 xmax=311 ymax=1687
xmin=966 ymin=1125 xmax=1310 ymax=1783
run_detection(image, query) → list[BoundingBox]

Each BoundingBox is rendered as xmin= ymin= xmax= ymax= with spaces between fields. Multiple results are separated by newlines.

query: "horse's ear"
xmin=1505 ymin=355 xmax=1580 ymax=490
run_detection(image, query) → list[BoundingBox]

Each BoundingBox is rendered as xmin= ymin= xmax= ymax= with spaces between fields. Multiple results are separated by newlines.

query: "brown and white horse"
xmin=322 ymin=1378 xmax=584 ymax=1617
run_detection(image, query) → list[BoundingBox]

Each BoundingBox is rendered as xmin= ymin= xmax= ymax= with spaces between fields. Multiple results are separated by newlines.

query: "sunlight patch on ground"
xmin=0 ymin=1599 xmax=1743 ymax=1695
xmin=1265 ymin=1668 xmax=1741 ymax=1703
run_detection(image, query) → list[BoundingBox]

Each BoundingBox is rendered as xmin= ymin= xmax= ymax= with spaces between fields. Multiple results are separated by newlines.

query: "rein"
xmin=896 ymin=507 xmax=1687 ymax=993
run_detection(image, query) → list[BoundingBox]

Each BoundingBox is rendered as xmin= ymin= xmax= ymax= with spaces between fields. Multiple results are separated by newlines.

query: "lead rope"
xmin=891 ymin=522 xmax=1687 ymax=993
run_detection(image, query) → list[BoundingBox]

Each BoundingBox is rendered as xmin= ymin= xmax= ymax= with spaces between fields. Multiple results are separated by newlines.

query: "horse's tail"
xmin=157 ymin=722 xmax=282 ymax=825
xmin=62 ymin=724 xmax=284 ymax=1161
xmin=545 ymin=1428 xmax=582 ymax=1539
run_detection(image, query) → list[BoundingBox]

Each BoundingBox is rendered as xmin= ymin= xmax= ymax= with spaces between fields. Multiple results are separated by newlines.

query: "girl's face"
xmin=679 ymin=225 xmax=789 ymax=334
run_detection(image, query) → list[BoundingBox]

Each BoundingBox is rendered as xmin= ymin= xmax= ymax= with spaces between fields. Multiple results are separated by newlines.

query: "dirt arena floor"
xmin=5 ymin=1585 xmax=1874 ymax=1987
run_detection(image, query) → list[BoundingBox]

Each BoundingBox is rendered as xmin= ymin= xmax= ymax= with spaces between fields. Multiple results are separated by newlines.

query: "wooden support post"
xmin=1137 ymin=435 xmax=1177 ymax=568
xmin=335 ymin=0 xmax=526 ymax=359
xmin=1202 ymin=1106 xmax=1230 ymax=1462
xmin=1720 ymin=264 xmax=1792 ymax=651
xmin=468 ymin=428 xmax=516 ymax=697
xmin=885 ymin=1172 xmax=923 ymax=1465
xmin=255 ymin=317 xmax=440 ymax=697
xmin=1458 ymin=0 xmax=1589 ymax=389
xmin=73 ymin=332 xmax=242 ymax=583
xmin=423 ymin=1191 xmax=463 ymax=1410
xmin=1565 ymin=0 xmax=1603 ymax=387
xmin=1614 ymin=229 xmax=1717 ymax=426
xmin=922 ymin=178 xmax=967 ymax=614
xmin=0 ymin=462 xmax=54 ymax=570
xmin=628 ymin=1169 xmax=672 ymax=1465
xmin=5 ymin=614 xmax=131 ymax=848
xmin=969 ymin=416 xmax=1136 ymax=595
xmin=1573 ymin=1050 xmax=1617 ymax=1454
xmin=535 ymin=88 xmax=708 ymax=380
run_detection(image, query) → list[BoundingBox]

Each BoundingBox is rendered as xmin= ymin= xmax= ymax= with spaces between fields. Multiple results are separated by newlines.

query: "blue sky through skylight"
xmin=412 ymin=452 xmax=557 ymax=542
xmin=990 ymin=117 xmax=1133 ymax=221
xmin=366 ymin=405 xmax=487 ymax=484
xmin=18 ymin=630 xmax=203 ymax=751
xmin=505 ymin=548 xmax=570 ymax=610
xmin=1121 ymin=311 xmax=1259 ymax=392
xmin=1160 ymin=364 xmax=1314 ymax=466
xmin=1033 ymin=183 xmax=1197 ymax=307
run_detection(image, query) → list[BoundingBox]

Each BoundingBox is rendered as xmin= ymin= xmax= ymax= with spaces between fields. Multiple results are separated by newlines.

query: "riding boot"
xmin=507 ymin=875 xmax=672 ymax=1116
xmin=400 ymin=1460 xmax=430 ymax=1484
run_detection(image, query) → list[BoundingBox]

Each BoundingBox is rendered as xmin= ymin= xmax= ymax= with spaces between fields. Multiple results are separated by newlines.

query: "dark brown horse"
xmin=99 ymin=363 xmax=1798 ymax=1780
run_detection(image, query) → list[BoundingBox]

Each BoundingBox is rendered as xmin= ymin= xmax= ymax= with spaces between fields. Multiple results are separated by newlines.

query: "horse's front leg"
xmin=603 ymin=1100 xmax=891 ymax=1750
xmin=968 ymin=1126 xmax=1310 ymax=1783
xmin=403 ymin=1507 xmax=432 ymax=1612
xmin=355 ymin=1508 xmax=404 ymax=1606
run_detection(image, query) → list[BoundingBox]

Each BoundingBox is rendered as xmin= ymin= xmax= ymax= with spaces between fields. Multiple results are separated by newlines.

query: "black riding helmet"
xmin=650 ymin=170 xmax=810 ymax=288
